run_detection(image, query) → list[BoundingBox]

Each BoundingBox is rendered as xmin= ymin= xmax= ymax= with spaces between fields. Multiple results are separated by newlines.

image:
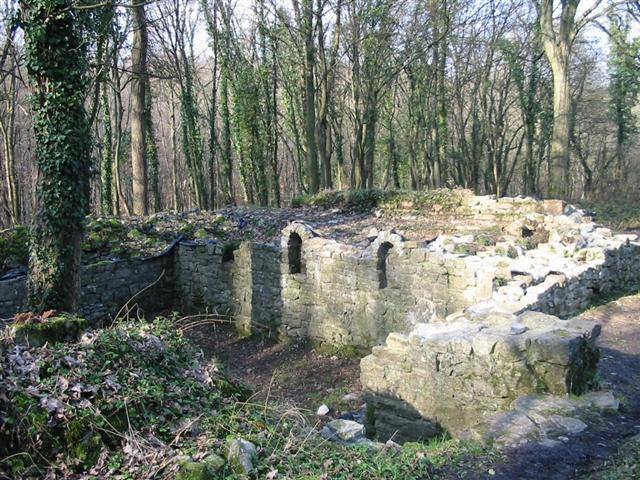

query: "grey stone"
xmin=317 ymin=404 xmax=330 ymax=416
xmin=227 ymin=438 xmax=257 ymax=475
xmin=544 ymin=415 xmax=588 ymax=436
xmin=581 ymin=391 xmax=620 ymax=412
xmin=321 ymin=419 xmax=366 ymax=442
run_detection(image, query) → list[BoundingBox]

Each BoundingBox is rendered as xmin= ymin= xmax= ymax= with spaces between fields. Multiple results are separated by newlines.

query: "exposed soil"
xmin=186 ymin=292 xmax=640 ymax=479
xmin=186 ymin=322 xmax=364 ymax=417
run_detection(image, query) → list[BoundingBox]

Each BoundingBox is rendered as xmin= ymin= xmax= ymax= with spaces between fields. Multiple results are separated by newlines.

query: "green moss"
xmin=71 ymin=432 xmax=104 ymax=469
xmin=194 ymin=228 xmax=209 ymax=239
xmin=453 ymin=243 xmax=479 ymax=256
xmin=311 ymin=340 xmax=366 ymax=358
xmin=127 ymin=228 xmax=143 ymax=239
xmin=11 ymin=316 xmax=89 ymax=347
xmin=0 ymin=226 xmax=29 ymax=274
xmin=476 ymin=234 xmax=497 ymax=247
xmin=494 ymin=277 xmax=509 ymax=287
xmin=176 ymin=455 xmax=225 ymax=480
xmin=365 ymin=403 xmax=377 ymax=438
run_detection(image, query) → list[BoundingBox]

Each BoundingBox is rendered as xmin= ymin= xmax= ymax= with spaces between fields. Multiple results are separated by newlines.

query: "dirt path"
xmin=187 ymin=293 xmax=640 ymax=479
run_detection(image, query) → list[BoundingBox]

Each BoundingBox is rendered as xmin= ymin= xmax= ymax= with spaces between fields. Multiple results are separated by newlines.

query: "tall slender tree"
xmin=131 ymin=0 xmax=149 ymax=215
xmin=536 ymin=0 xmax=579 ymax=198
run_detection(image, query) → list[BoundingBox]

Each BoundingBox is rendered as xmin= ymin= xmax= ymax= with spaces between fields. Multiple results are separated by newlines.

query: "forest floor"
xmin=187 ymin=290 xmax=640 ymax=479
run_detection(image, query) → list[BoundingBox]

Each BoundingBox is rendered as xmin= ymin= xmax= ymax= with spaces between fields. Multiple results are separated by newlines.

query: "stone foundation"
xmin=2 ymin=194 xmax=639 ymax=347
xmin=361 ymin=313 xmax=601 ymax=442
xmin=2 ymin=193 xmax=639 ymax=442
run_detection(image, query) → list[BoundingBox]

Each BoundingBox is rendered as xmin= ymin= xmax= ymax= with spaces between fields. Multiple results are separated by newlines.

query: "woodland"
xmin=1 ymin=0 xmax=640 ymax=231
xmin=2 ymin=0 xmax=640 ymax=478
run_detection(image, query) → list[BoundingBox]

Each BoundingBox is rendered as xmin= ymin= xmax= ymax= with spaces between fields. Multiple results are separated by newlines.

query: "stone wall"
xmin=278 ymin=225 xmax=492 ymax=346
xmin=361 ymin=313 xmax=601 ymax=443
xmin=0 ymin=276 xmax=27 ymax=321
xmin=2 ymin=193 xmax=639 ymax=352
xmin=175 ymin=241 xmax=283 ymax=335
xmin=358 ymin=199 xmax=640 ymax=443
xmin=0 ymin=253 xmax=175 ymax=325
xmin=173 ymin=225 xmax=494 ymax=347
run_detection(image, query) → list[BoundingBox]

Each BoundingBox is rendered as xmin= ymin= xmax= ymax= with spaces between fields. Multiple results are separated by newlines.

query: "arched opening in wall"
xmin=222 ymin=243 xmax=237 ymax=263
xmin=377 ymin=242 xmax=394 ymax=289
xmin=288 ymin=232 xmax=304 ymax=274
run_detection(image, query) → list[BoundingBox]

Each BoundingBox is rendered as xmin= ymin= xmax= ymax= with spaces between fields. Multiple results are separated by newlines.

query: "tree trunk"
xmin=21 ymin=0 xmax=92 ymax=312
xmin=145 ymin=76 xmax=160 ymax=212
xmin=101 ymin=83 xmax=113 ymax=215
xmin=170 ymin=89 xmax=182 ymax=211
xmin=220 ymin=69 xmax=234 ymax=204
xmin=131 ymin=1 xmax=149 ymax=215
xmin=538 ymin=0 xmax=578 ymax=199
xmin=1 ymin=50 xmax=19 ymax=224
xmin=549 ymin=58 xmax=571 ymax=197
xmin=302 ymin=0 xmax=319 ymax=193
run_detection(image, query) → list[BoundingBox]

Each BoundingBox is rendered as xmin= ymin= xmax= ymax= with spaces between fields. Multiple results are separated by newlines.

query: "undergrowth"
xmin=580 ymin=200 xmax=640 ymax=231
xmin=292 ymin=189 xmax=467 ymax=213
xmin=0 ymin=317 xmax=483 ymax=479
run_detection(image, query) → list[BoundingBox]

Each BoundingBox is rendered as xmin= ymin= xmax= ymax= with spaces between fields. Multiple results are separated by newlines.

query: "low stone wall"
xmin=79 ymin=254 xmax=175 ymax=324
xmin=2 ymin=194 xmax=640 ymax=352
xmin=0 ymin=253 xmax=175 ymax=324
xmin=361 ymin=313 xmax=601 ymax=443
xmin=173 ymin=225 xmax=494 ymax=346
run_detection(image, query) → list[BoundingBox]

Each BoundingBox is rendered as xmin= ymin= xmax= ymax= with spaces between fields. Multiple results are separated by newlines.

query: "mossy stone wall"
xmin=0 ymin=253 xmax=174 ymax=325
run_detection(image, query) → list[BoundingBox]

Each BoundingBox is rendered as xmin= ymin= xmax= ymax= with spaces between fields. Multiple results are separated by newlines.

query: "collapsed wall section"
xmin=360 ymin=204 xmax=640 ymax=443
xmin=361 ymin=314 xmax=601 ymax=443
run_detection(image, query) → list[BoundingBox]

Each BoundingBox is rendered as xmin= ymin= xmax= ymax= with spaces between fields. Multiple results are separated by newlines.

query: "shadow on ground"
xmin=185 ymin=293 xmax=640 ymax=480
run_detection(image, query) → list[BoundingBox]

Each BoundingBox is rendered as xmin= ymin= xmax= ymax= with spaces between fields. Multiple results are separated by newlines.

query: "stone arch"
xmin=287 ymin=232 xmax=304 ymax=274
xmin=377 ymin=242 xmax=394 ymax=289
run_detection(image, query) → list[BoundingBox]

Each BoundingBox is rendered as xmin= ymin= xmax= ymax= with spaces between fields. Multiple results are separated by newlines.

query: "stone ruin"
xmin=1 ymin=191 xmax=639 ymax=445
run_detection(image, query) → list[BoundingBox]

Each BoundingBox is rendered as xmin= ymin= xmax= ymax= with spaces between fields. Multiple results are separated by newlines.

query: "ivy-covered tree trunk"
xmin=101 ymin=83 xmax=113 ymax=215
xmin=145 ymin=76 xmax=161 ymax=212
xmin=20 ymin=0 xmax=92 ymax=312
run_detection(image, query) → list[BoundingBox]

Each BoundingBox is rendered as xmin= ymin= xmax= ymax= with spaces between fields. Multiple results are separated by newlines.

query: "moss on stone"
xmin=11 ymin=316 xmax=89 ymax=347
xmin=175 ymin=457 xmax=224 ymax=480
xmin=176 ymin=455 xmax=225 ymax=480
